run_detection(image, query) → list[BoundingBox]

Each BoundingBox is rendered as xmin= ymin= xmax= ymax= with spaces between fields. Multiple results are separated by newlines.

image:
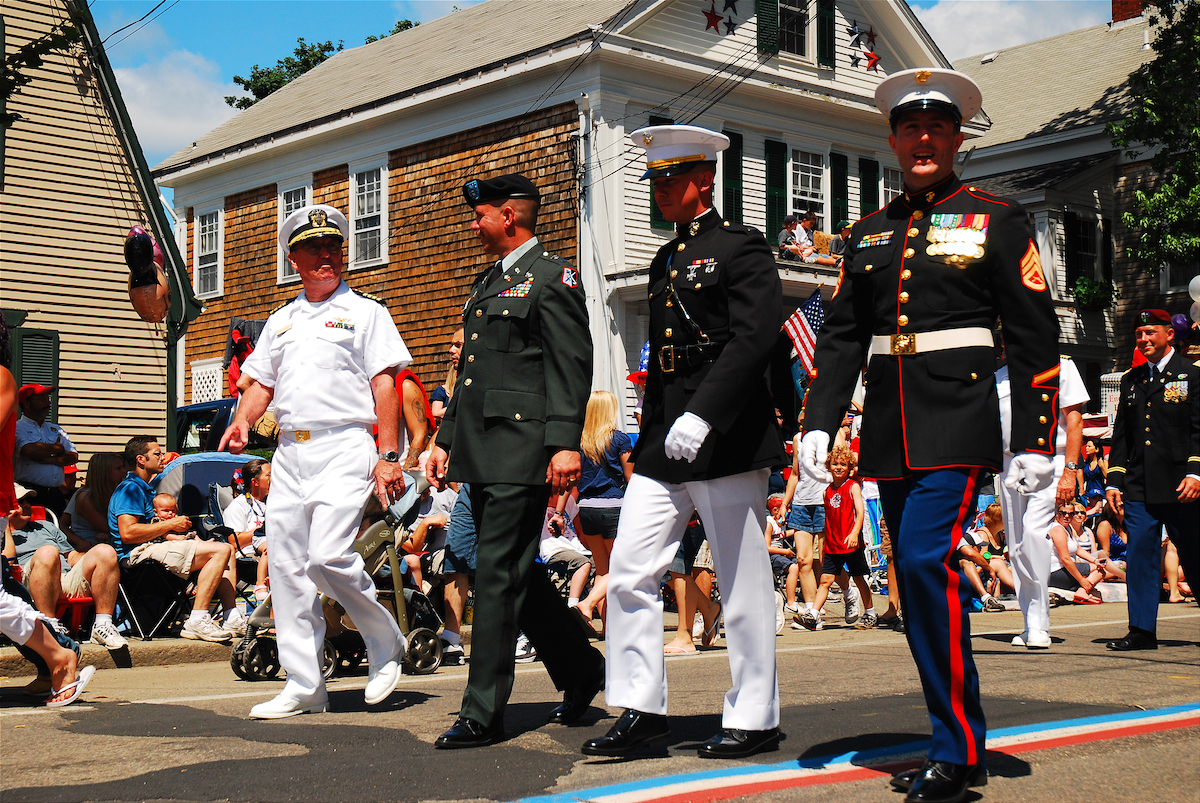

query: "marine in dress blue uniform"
xmin=1104 ymin=309 xmax=1200 ymax=651
xmin=800 ymin=69 xmax=1061 ymax=803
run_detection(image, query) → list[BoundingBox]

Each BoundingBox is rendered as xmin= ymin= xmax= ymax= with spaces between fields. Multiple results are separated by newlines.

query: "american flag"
xmin=784 ymin=289 xmax=825 ymax=373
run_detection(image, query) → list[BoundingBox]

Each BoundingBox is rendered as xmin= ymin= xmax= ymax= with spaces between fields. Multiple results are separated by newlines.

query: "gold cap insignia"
xmin=643 ymin=133 xmax=653 ymax=146
xmin=915 ymin=70 xmax=931 ymax=84
xmin=309 ymin=209 xmax=327 ymax=227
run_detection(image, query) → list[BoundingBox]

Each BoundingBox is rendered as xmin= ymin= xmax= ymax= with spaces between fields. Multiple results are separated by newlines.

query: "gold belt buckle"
xmin=294 ymin=430 xmax=311 ymax=442
xmin=890 ymin=334 xmax=917 ymax=355
xmin=659 ymin=346 xmax=676 ymax=373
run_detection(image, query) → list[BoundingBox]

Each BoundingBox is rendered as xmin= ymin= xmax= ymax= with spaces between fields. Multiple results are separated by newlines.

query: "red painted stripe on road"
xmin=646 ymin=766 xmax=891 ymax=803
xmin=994 ymin=714 xmax=1200 ymax=757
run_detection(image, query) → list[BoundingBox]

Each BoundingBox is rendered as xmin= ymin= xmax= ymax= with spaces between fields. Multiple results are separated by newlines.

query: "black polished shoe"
xmin=696 ymin=727 xmax=781 ymax=758
xmin=1106 ymin=628 xmax=1158 ymax=651
xmin=903 ymin=760 xmax=987 ymax=803
xmin=434 ymin=717 xmax=504 ymax=749
xmin=581 ymin=708 xmax=670 ymax=756
xmin=549 ymin=666 xmax=605 ymax=725
xmin=890 ymin=760 xmax=933 ymax=791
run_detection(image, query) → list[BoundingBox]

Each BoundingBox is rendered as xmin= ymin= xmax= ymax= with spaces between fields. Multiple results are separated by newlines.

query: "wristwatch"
xmin=379 ymin=451 xmax=400 ymax=463
xmin=1065 ymin=461 xmax=1079 ymax=470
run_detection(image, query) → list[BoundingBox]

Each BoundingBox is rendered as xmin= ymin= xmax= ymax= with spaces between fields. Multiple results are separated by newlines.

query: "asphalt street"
xmin=2 ymin=601 xmax=1198 ymax=803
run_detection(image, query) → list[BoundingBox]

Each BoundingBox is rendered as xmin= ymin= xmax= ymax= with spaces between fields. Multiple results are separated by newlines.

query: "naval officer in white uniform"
xmin=221 ymin=204 xmax=408 ymax=719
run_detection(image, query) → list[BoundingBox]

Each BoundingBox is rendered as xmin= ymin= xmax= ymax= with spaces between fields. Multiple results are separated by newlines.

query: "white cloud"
xmin=114 ymin=50 xmax=241 ymax=168
xmin=913 ymin=0 xmax=1111 ymax=62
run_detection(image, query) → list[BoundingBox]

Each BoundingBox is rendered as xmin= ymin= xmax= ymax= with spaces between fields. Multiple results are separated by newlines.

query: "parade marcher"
xmin=800 ymin=69 xmax=1060 ymax=803
xmin=221 ymin=204 xmax=408 ymax=719
xmin=996 ymin=347 xmax=1089 ymax=650
xmin=583 ymin=125 xmax=786 ymax=760
xmin=1104 ymin=309 xmax=1199 ymax=651
xmin=426 ymin=174 xmax=604 ymax=748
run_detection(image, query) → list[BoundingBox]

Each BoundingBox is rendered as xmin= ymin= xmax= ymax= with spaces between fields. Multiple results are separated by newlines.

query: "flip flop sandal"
xmin=701 ymin=601 xmax=723 ymax=648
xmin=571 ymin=605 xmax=599 ymax=638
xmin=664 ymin=644 xmax=699 ymax=656
xmin=47 ymin=665 xmax=95 ymax=708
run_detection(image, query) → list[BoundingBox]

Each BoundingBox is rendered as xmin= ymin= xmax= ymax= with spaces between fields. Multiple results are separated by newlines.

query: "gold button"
xmin=694 ymin=283 xmax=702 ymax=289
xmin=723 ymin=221 xmax=730 ymax=227
xmin=913 ymin=211 xmax=924 ymax=220
xmin=467 ymin=355 xmax=474 ymax=363
xmin=899 ymin=292 xmax=909 ymax=303
xmin=904 ymin=248 xmax=915 ymax=258
xmin=1038 ymin=438 xmax=1046 ymax=446
xmin=908 ymin=227 xmax=920 ymax=237
xmin=471 ymin=333 xmax=478 ymax=340
xmin=677 ymin=243 xmax=686 ymax=252
xmin=515 ymin=413 xmax=522 ymax=420
xmin=1147 ymin=402 xmax=1152 ymax=407
xmin=971 ymin=372 xmax=978 ymax=380
xmin=665 ymin=328 xmax=673 ymax=337
xmin=1145 ymin=427 xmax=1150 ymax=432
xmin=666 ymin=300 xmax=673 ymax=307
xmin=901 ymin=269 xmax=912 ymax=280
xmin=671 ymin=270 xmax=678 ymax=278
xmin=1146 ymin=440 xmax=1152 ymax=446
xmin=1042 ymin=394 xmax=1050 ymax=402
xmin=1039 ymin=416 xmax=1047 ymax=424
xmin=502 ymin=309 xmax=509 ymax=316
xmin=898 ymin=315 xmax=909 ymax=326
xmin=865 ymin=264 xmax=873 ymax=271
xmin=464 ymin=378 xmax=472 ymax=386
xmin=475 ymin=309 xmax=483 ymax=317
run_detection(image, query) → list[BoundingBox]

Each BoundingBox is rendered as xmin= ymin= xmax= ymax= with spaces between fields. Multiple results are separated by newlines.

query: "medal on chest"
xmin=859 ymin=231 xmax=893 ymax=249
xmin=498 ymin=278 xmax=534 ymax=298
xmin=926 ymin=214 xmax=989 ymax=265
xmin=1163 ymin=379 xmax=1189 ymax=403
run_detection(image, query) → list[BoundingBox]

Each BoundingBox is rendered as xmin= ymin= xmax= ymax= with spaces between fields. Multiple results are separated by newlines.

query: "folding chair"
xmin=116 ymin=561 xmax=194 ymax=641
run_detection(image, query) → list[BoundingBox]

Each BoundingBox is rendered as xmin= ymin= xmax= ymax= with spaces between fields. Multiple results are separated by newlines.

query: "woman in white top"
xmin=224 ymin=459 xmax=271 ymax=600
xmin=1048 ymin=502 xmax=1104 ymax=601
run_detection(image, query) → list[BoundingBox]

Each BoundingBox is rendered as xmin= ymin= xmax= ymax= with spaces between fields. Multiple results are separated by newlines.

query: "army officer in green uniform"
xmin=427 ymin=174 xmax=604 ymax=748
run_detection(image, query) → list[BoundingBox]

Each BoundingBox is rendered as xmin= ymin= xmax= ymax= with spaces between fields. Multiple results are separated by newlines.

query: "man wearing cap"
xmin=582 ymin=125 xmax=785 ymax=760
xmin=427 ymin=174 xmax=603 ymax=748
xmin=14 ymin=385 xmax=78 ymax=517
xmin=829 ymin=220 xmax=853 ymax=259
xmin=1104 ymin=309 xmax=1199 ymax=652
xmin=800 ymin=68 xmax=1060 ymax=803
xmin=220 ymin=204 xmax=409 ymax=720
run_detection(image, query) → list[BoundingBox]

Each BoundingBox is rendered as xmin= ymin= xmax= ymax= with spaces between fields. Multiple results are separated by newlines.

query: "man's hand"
xmin=426 ymin=445 xmax=449 ymax=490
xmin=218 ymin=419 xmax=250 ymax=454
xmin=374 ymin=460 xmax=407 ymax=508
xmin=800 ymin=430 xmax=832 ymax=483
xmin=168 ymin=516 xmax=192 ymax=534
xmin=1106 ymin=487 xmax=1123 ymax=517
xmin=547 ymin=449 xmax=581 ymax=497
xmin=1055 ymin=470 xmax=1076 ymax=506
xmin=847 ymin=533 xmax=859 ymax=550
xmin=1004 ymin=453 xmax=1055 ymax=496
xmin=1177 ymin=476 xmax=1200 ymax=503
xmin=664 ymin=412 xmax=711 ymax=463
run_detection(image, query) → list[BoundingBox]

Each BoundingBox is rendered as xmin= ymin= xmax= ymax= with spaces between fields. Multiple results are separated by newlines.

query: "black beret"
xmin=463 ymin=173 xmax=540 ymax=206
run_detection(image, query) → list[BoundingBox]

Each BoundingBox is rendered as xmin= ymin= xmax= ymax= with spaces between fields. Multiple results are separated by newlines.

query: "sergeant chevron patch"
xmin=1020 ymin=241 xmax=1047 ymax=291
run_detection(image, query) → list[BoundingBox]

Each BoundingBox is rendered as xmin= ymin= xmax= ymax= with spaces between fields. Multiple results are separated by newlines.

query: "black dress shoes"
xmin=548 ymin=668 xmax=605 ymax=725
xmin=899 ymin=760 xmax=987 ymax=803
xmin=434 ymin=717 xmax=504 ymax=749
xmin=1107 ymin=628 xmax=1158 ymax=651
xmin=581 ymin=708 xmax=670 ymax=756
xmin=696 ymin=727 xmax=781 ymax=758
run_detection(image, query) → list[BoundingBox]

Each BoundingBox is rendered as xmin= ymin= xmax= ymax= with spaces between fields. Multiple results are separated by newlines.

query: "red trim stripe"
xmin=944 ymin=467 xmax=980 ymax=766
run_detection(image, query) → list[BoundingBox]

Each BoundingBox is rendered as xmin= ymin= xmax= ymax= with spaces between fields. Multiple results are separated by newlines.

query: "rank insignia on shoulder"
xmin=926 ymin=214 xmax=989 ymax=262
xmin=325 ymin=317 xmax=355 ymax=331
xmin=859 ymin=231 xmax=893 ymax=248
xmin=353 ymin=289 xmax=387 ymax=306
xmin=561 ymin=267 xmax=580 ymax=288
xmin=498 ymin=278 xmax=534 ymax=298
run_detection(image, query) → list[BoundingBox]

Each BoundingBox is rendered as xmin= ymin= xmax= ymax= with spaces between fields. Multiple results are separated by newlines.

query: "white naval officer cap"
xmin=628 ymin=124 xmax=729 ymax=180
xmin=279 ymin=204 xmax=348 ymax=252
xmin=875 ymin=68 xmax=982 ymax=128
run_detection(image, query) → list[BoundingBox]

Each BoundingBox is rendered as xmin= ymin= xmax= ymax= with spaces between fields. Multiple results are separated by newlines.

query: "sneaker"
xmin=223 ymin=610 xmax=248 ymax=637
xmin=794 ymin=608 xmax=822 ymax=631
xmin=783 ymin=602 xmax=802 ymax=615
xmin=692 ymin=613 xmax=705 ymax=640
xmin=982 ymin=596 xmax=1006 ymax=613
xmin=854 ymin=612 xmax=878 ymax=630
xmin=441 ymin=640 xmax=466 ymax=666
xmin=844 ymin=584 xmax=862 ymax=625
xmin=514 ymin=633 xmax=537 ymax=663
xmin=90 ymin=619 xmax=128 ymax=650
xmin=181 ymin=614 xmax=233 ymax=643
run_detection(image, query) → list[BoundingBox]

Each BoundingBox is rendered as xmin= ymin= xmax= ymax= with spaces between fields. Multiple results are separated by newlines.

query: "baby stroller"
xmin=230 ymin=472 xmax=444 ymax=681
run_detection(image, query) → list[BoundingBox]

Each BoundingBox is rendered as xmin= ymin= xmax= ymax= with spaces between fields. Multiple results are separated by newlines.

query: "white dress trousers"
xmin=0 ymin=584 xmax=42 ymax=645
xmin=996 ymin=453 xmax=1063 ymax=633
xmin=266 ymin=425 xmax=403 ymax=702
xmin=605 ymin=469 xmax=780 ymax=730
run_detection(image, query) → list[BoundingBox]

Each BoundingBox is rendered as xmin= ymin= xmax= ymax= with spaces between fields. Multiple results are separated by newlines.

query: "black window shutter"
xmin=649 ymin=115 xmax=674 ymax=231
xmin=1063 ymin=211 xmax=1080 ymax=289
xmin=1101 ymin=217 xmax=1113 ymax=283
xmin=12 ymin=328 xmax=60 ymax=423
xmin=757 ymin=0 xmax=780 ymax=54
xmin=723 ymin=131 xmax=744 ymax=225
xmin=830 ymin=152 xmax=848 ymax=226
xmin=765 ymin=139 xmax=788 ymax=239
xmin=858 ymin=158 xmax=879 ymax=216
xmin=817 ymin=0 xmax=836 ymax=68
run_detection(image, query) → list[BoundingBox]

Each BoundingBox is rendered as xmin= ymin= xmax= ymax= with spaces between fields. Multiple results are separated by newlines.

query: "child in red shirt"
xmin=796 ymin=446 xmax=876 ymax=631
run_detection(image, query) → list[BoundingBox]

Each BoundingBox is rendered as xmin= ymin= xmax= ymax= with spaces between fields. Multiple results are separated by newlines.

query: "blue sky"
xmin=90 ymin=0 xmax=1112 ymax=170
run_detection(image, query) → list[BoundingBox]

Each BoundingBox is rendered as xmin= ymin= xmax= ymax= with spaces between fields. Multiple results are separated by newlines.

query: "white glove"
xmin=800 ymin=430 xmax=832 ymax=484
xmin=664 ymin=412 xmax=712 ymax=463
xmin=1004 ymin=453 xmax=1056 ymax=496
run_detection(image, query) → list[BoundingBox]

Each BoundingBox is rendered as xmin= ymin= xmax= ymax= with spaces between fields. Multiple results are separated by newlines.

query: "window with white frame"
xmin=791 ymin=149 xmax=825 ymax=229
xmin=779 ymin=1 xmax=808 ymax=57
xmin=1160 ymin=257 xmax=1198 ymax=293
xmin=352 ymin=166 xmax=384 ymax=264
xmin=279 ymin=186 xmax=309 ymax=281
xmin=190 ymin=357 xmax=223 ymax=403
xmin=195 ymin=210 xmax=222 ymax=297
xmin=883 ymin=167 xmax=904 ymax=204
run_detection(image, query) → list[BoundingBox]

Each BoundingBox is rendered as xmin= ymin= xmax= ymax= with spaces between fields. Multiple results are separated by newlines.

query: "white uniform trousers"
xmin=605 ymin=469 xmax=780 ymax=730
xmin=266 ymin=426 xmax=403 ymax=702
xmin=0 ymin=584 xmax=42 ymax=645
xmin=996 ymin=453 xmax=1063 ymax=634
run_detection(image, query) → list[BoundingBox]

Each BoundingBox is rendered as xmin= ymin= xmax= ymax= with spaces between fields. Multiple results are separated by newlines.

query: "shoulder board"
xmin=352 ymin=289 xmax=388 ymax=307
xmin=719 ymin=219 xmax=750 ymax=234
xmin=270 ymin=298 xmax=294 ymax=315
xmin=1121 ymin=367 xmax=1135 ymax=376
xmin=1194 ymin=360 xmax=1200 ymax=367
xmin=537 ymin=250 xmax=568 ymax=264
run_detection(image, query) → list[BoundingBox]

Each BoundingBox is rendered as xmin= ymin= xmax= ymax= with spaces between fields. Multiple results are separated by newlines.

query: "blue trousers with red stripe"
xmin=879 ymin=468 xmax=987 ymax=767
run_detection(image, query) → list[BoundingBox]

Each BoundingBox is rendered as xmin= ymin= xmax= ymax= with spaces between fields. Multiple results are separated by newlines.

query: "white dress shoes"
xmin=365 ymin=640 xmax=406 ymax=705
xmin=1012 ymin=629 xmax=1051 ymax=649
xmin=249 ymin=693 xmax=329 ymax=719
